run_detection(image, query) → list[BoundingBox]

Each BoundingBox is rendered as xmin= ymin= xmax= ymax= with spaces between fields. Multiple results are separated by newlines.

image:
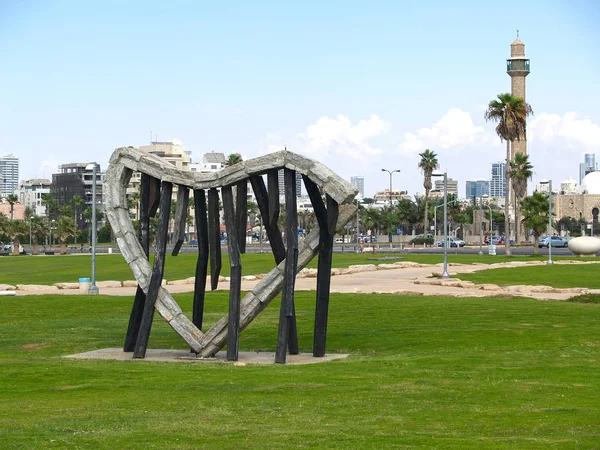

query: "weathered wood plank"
xmin=249 ymin=175 xmax=285 ymax=264
xmin=133 ymin=181 xmax=172 ymax=358
xmin=267 ymin=170 xmax=280 ymax=230
xmin=207 ymin=188 xmax=222 ymax=291
xmin=171 ymin=185 xmax=190 ymax=256
xmin=148 ymin=176 xmax=161 ymax=218
xmin=235 ymin=180 xmax=248 ymax=254
xmin=313 ymin=196 xmax=338 ymax=357
xmin=222 ymin=185 xmax=241 ymax=361
xmin=124 ymin=173 xmax=152 ymax=352
xmin=193 ymin=189 xmax=209 ymax=331
xmin=275 ymin=168 xmax=299 ymax=363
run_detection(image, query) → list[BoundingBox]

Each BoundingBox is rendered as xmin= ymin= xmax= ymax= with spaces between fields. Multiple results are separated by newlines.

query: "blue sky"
xmin=1 ymin=0 xmax=599 ymax=198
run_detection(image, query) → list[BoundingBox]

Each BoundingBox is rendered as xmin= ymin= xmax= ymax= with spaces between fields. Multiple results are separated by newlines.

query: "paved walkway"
xmin=10 ymin=262 xmax=596 ymax=301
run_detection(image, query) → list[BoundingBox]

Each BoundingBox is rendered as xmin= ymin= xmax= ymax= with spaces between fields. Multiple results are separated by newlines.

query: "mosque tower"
xmin=506 ymin=32 xmax=530 ymax=158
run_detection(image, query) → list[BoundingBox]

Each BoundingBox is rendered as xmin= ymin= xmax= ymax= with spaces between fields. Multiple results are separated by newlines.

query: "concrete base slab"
xmin=65 ymin=348 xmax=349 ymax=365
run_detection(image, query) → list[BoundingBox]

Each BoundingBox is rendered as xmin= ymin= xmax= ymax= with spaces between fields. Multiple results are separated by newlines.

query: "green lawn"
xmin=0 ymin=291 xmax=599 ymax=448
xmin=457 ymin=263 xmax=600 ymax=289
xmin=1 ymin=251 xmax=595 ymax=286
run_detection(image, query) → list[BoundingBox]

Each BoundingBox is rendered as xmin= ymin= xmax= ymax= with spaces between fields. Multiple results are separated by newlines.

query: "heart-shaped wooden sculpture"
xmin=106 ymin=147 xmax=357 ymax=363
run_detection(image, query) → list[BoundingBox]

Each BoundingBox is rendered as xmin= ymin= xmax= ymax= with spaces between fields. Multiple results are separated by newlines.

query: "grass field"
xmin=457 ymin=263 xmax=600 ymax=289
xmin=1 ymin=251 xmax=597 ymax=286
xmin=1 ymin=291 xmax=599 ymax=448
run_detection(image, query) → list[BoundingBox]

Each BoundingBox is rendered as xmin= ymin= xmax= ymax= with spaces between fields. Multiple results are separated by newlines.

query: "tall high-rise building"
xmin=350 ymin=176 xmax=365 ymax=198
xmin=434 ymin=178 xmax=458 ymax=196
xmin=0 ymin=154 xmax=19 ymax=197
xmin=579 ymin=153 xmax=596 ymax=184
xmin=51 ymin=163 xmax=103 ymax=228
xmin=490 ymin=162 xmax=506 ymax=198
xmin=278 ymin=169 xmax=302 ymax=197
xmin=465 ymin=180 xmax=490 ymax=199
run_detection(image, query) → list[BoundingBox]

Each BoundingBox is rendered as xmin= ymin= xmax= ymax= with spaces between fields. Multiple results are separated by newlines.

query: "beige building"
xmin=553 ymin=172 xmax=600 ymax=225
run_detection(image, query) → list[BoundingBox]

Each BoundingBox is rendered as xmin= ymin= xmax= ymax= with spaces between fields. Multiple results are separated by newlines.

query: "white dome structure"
xmin=581 ymin=171 xmax=600 ymax=194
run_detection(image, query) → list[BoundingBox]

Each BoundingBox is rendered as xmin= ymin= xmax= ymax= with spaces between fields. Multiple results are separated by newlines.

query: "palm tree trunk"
xmin=423 ymin=191 xmax=429 ymax=236
xmin=505 ymin=141 xmax=512 ymax=256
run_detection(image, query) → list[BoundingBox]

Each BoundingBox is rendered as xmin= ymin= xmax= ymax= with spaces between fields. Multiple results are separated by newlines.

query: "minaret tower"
xmin=506 ymin=32 xmax=530 ymax=157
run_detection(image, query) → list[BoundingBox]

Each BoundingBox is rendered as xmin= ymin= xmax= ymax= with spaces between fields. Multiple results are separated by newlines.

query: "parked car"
xmin=538 ymin=235 xmax=569 ymax=248
xmin=435 ymin=236 xmax=466 ymax=248
xmin=484 ymin=235 xmax=504 ymax=245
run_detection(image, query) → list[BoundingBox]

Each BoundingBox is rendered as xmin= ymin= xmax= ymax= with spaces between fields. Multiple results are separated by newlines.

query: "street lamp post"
xmin=434 ymin=200 xmax=456 ymax=239
xmin=356 ymin=196 xmax=361 ymax=243
xmin=86 ymin=163 xmax=100 ymax=294
xmin=29 ymin=217 xmax=32 ymax=256
xmin=540 ymin=179 xmax=554 ymax=265
xmin=432 ymin=170 xmax=449 ymax=278
xmin=381 ymin=169 xmax=400 ymax=246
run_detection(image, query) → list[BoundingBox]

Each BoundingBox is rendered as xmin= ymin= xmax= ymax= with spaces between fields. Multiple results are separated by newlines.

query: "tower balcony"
xmin=507 ymin=58 xmax=530 ymax=75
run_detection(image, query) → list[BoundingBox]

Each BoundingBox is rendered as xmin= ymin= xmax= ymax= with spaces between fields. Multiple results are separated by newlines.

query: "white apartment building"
xmin=18 ymin=179 xmax=51 ymax=217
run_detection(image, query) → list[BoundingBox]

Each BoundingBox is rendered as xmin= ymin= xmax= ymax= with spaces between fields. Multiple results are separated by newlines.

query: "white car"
xmin=435 ymin=236 xmax=466 ymax=248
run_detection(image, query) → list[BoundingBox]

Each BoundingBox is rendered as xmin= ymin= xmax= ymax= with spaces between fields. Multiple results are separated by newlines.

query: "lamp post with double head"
xmin=381 ymin=169 xmax=400 ymax=246
xmin=86 ymin=163 xmax=100 ymax=294
xmin=432 ymin=170 xmax=449 ymax=278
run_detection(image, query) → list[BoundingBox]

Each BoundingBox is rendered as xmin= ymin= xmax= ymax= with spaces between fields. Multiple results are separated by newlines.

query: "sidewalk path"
xmin=11 ymin=261 xmax=597 ymax=301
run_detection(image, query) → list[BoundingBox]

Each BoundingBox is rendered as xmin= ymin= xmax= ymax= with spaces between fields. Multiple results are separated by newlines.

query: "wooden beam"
xmin=222 ymin=185 xmax=242 ymax=361
xmin=275 ymin=168 xmax=299 ymax=363
xmin=249 ymin=175 xmax=285 ymax=264
xmin=207 ymin=188 xmax=222 ymax=291
xmin=124 ymin=173 xmax=152 ymax=352
xmin=193 ymin=189 xmax=209 ymax=331
xmin=171 ymin=185 xmax=189 ymax=256
xmin=313 ymin=195 xmax=338 ymax=357
xmin=148 ymin=176 xmax=161 ymax=218
xmin=133 ymin=181 xmax=172 ymax=358
xmin=235 ymin=180 xmax=248 ymax=254
xmin=267 ymin=170 xmax=280 ymax=231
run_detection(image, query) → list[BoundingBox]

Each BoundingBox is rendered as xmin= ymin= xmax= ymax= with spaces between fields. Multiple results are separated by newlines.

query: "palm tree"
xmin=30 ymin=216 xmax=47 ymax=255
xmin=70 ymin=194 xmax=84 ymax=225
xmin=55 ymin=215 xmax=78 ymax=254
xmin=484 ymin=93 xmax=533 ymax=256
xmin=521 ymin=192 xmax=551 ymax=255
xmin=418 ymin=149 xmax=438 ymax=236
xmin=510 ymin=152 xmax=533 ymax=242
xmin=7 ymin=194 xmax=18 ymax=220
xmin=227 ymin=153 xmax=243 ymax=166
xmin=41 ymin=193 xmax=56 ymax=219
xmin=9 ymin=220 xmax=28 ymax=255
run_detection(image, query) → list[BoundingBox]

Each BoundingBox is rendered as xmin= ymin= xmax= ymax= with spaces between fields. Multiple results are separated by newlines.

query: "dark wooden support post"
xmin=171 ymin=185 xmax=189 ymax=256
xmin=275 ymin=169 xmax=299 ymax=363
xmin=192 ymin=189 xmax=209 ymax=330
xmin=235 ymin=180 xmax=248 ymax=254
xmin=207 ymin=188 xmax=222 ymax=290
xmin=148 ymin=176 xmax=161 ymax=217
xmin=133 ymin=181 xmax=172 ymax=359
xmin=124 ymin=173 xmax=154 ymax=352
xmin=267 ymin=170 xmax=280 ymax=233
xmin=222 ymin=185 xmax=242 ymax=361
xmin=304 ymin=176 xmax=338 ymax=357
xmin=249 ymin=175 xmax=285 ymax=264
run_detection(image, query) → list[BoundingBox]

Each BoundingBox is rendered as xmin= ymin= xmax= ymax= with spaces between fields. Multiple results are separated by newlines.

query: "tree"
xmin=510 ymin=152 xmax=533 ymax=242
xmin=70 ymin=194 xmax=84 ymax=225
xmin=226 ymin=153 xmax=243 ymax=166
xmin=30 ymin=216 xmax=47 ymax=255
xmin=7 ymin=194 xmax=18 ymax=220
xmin=520 ymin=192 xmax=551 ymax=255
xmin=54 ymin=215 xmax=78 ymax=254
xmin=41 ymin=193 xmax=57 ymax=219
xmin=9 ymin=220 xmax=28 ymax=255
xmin=484 ymin=93 xmax=533 ymax=256
xmin=418 ymin=149 xmax=438 ymax=236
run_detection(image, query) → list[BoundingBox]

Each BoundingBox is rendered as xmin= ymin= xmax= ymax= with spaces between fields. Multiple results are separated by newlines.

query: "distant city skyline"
xmin=1 ymin=2 xmax=599 ymax=199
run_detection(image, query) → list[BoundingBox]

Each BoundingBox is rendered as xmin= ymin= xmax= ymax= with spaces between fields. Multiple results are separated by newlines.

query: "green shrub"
xmin=410 ymin=237 xmax=434 ymax=245
xmin=566 ymin=294 xmax=600 ymax=304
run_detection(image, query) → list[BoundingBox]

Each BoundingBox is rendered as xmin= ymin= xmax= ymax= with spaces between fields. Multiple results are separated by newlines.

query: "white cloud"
xmin=172 ymin=137 xmax=184 ymax=146
xmin=38 ymin=156 xmax=58 ymax=179
xmin=297 ymin=114 xmax=390 ymax=158
xmin=529 ymin=112 xmax=600 ymax=150
xmin=398 ymin=108 xmax=485 ymax=155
